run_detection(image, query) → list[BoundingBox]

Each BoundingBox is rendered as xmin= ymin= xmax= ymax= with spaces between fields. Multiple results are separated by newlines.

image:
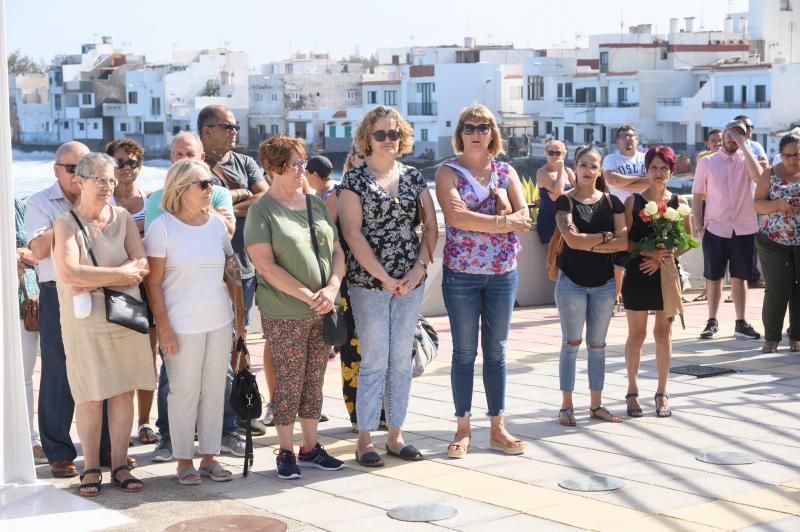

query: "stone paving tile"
xmin=455 ymin=513 xmax=583 ymax=531
xmin=662 ymin=500 xmax=791 ymax=530
xmin=596 ymin=515 xmax=724 ymax=532
xmin=723 ymin=486 xmax=800 ymax=515
xmin=528 ymin=496 xmax=650 ymax=529
xmin=739 ymin=516 xmax=800 ymax=532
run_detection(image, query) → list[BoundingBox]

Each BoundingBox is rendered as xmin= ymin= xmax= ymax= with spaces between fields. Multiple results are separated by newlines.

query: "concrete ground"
xmin=26 ymin=287 xmax=800 ymax=531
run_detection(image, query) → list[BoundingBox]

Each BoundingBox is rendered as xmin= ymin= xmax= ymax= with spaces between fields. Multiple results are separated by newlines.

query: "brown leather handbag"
xmin=20 ymin=282 xmax=40 ymax=332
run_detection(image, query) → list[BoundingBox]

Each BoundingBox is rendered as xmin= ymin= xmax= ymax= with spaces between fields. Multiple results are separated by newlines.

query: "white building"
xmin=248 ymin=74 xmax=285 ymax=148
xmin=10 ymin=74 xmax=51 ymax=145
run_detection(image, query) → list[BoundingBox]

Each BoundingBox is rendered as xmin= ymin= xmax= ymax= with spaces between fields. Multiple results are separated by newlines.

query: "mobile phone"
xmin=527 ymin=201 xmax=539 ymax=209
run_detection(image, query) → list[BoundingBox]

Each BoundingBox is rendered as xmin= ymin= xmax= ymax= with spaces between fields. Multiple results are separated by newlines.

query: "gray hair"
xmin=170 ymin=131 xmax=203 ymax=152
xmin=75 ymin=152 xmax=115 ymax=178
xmin=54 ymin=141 xmax=89 ymax=162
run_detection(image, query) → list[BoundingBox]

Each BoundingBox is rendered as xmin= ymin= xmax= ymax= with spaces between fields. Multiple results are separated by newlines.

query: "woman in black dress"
xmin=622 ymin=146 xmax=692 ymax=418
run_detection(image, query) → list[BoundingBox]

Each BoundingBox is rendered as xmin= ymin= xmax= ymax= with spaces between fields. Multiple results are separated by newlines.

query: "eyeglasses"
xmin=288 ymin=160 xmax=307 ymax=170
xmin=462 ymin=123 xmax=491 ymax=136
xmin=189 ymin=179 xmax=213 ymax=190
xmin=82 ymin=176 xmax=118 ymax=187
xmin=546 ymin=150 xmax=563 ymax=157
xmin=744 ymin=124 xmax=754 ymax=130
xmin=55 ymin=163 xmax=77 ymax=174
xmin=577 ymin=162 xmax=600 ymax=170
xmin=371 ymin=129 xmax=401 ymax=142
xmin=207 ymin=123 xmax=240 ymax=132
xmin=115 ymin=159 xmax=140 ymax=170
xmin=618 ymin=133 xmax=637 ymax=139
xmin=782 ymin=151 xmax=800 ymax=160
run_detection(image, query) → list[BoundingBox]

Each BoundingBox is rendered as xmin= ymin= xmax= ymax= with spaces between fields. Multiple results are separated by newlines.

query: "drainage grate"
xmin=670 ymin=364 xmax=738 ymax=378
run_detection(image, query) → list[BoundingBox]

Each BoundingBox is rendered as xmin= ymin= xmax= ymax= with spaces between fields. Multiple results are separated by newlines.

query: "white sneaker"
xmin=262 ymin=402 xmax=274 ymax=427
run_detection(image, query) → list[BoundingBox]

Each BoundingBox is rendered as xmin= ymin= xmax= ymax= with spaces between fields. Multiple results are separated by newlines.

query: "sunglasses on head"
xmin=116 ymin=159 xmax=139 ymax=170
xmin=463 ymin=123 xmax=491 ymax=135
xmin=55 ymin=162 xmax=77 ymax=174
xmin=190 ymin=180 xmax=213 ymax=190
xmin=546 ymin=150 xmax=563 ymax=157
xmin=208 ymin=123 xmax=240 ymax=132
xmin=371 ymin=129 xmax=401 ymax=142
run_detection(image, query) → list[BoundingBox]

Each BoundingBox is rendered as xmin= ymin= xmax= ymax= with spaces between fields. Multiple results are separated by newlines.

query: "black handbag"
xmin=70 ymin=211 xmax=149 ymax=334
xmin=306 ymin=195 xmax=348 ymax=346
xmin=229 ymin=337 xmax=262 ymax=477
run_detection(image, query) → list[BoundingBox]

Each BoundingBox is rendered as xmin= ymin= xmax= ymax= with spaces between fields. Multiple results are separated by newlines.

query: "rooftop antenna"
xmin=619 ymin=11 xmax=624 ymax=41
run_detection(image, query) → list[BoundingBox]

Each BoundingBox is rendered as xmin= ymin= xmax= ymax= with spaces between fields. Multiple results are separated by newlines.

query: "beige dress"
xmin=56 ymin=206 xmax=155 ymax=405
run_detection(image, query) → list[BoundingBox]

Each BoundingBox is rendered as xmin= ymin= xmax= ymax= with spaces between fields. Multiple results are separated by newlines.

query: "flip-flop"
xmin=177 ymin=466 xmax=202 ymax=485
xmin=355 ymin=450 xmax=384 ymax=467
xmin=385 ymin=444 xmax=424 ymax=461
xmin=199 ymin=461 xmax=233 ymax=482
xmin=559 ymin=408 xmax=576 ymax=426
xmin=590 ymin=406 xmax=622 ymax=423
xmin=692 ymin=293 xmax=708 ymax=302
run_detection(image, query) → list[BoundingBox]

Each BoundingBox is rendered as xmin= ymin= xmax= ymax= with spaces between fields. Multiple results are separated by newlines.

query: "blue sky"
xmin=7 ymin=0 xmax=741 ymax=66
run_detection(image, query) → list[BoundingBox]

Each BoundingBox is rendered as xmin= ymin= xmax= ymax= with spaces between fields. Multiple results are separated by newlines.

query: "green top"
xmin=244 ymin=194 xmax=338 ymax=320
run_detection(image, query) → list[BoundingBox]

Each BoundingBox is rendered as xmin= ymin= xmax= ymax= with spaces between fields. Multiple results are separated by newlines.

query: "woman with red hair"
xmin=622 ymin=146 xmax=692 ymax=418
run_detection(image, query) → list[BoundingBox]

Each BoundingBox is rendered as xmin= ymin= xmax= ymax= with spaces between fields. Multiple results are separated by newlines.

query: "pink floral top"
xmin=443 ymin=160 xmax=521 ymax=275
xmin=761 ymin=173 xmax=800 ymax=246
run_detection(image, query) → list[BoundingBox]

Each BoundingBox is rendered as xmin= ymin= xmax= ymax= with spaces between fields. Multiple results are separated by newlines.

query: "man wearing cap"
xmin=305 ymin=155 xmax=336 ymax=201
xmin=692 ymin=120 xmax=762 ymax=340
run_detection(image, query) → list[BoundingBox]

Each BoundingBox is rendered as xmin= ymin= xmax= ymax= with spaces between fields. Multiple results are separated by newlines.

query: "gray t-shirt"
xmin=210 ymin=151 xmax=265 ymax=279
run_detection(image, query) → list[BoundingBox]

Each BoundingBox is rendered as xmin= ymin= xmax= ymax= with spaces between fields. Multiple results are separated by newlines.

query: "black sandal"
xmin=78 ymin=468 xmax=102 ymax=497
xmin=386 ymin=444 xmax=424 ymax=461
xmin=590 ymin=406 xmax=622 ymax=423
xmin=625 ymin=393 xmax=643 ymax=417
xmin=654 ymin=393 xmax=672 ymax=418
xmin=112 ymin=465 xmax=144 ymax=493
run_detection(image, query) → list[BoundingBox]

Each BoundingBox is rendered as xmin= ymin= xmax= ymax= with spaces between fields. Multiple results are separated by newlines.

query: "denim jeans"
xmin=38 ymin=282 xmax=110 ymax=462
xmin=554 ymin=272 xmax=615 ymax=392
xmin=442 ymin=267 xmax=517 ymax=417
xmin=349 ymin=283 xmax=424 ymax=431
xmin=242 ymin=276 xmax=257 ymax=328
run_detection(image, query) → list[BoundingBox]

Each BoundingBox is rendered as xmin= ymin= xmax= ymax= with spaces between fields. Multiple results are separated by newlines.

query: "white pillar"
xmin=0 ymin=0 xmax=36 ymax=485
xmin=686 ymin=120 xmax=697 ymax=149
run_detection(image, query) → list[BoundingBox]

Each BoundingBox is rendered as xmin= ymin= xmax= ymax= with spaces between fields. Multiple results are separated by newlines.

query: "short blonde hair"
xmin=161 ymin=159 xmax=212 ymax=215
xmin=452 ymin=104 xmax=504 ymax=156
xmin=545 ymin=139 xmax=567 ymax=158
xmin=353 ymin=106 xmax=414 ymax=157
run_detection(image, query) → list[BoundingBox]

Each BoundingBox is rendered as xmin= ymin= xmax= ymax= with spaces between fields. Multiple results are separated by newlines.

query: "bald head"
xmin=55 ymin=141 xmax=89 ymax=163
xmin=197 ymin=104 xmax=230 ymax=132
xmin=170 ymin=131 xmax=205 ymax=163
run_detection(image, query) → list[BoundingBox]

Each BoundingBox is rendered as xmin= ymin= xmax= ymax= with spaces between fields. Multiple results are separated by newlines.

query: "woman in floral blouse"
xmin=339 ymin=106 xmax=437 ymax=467
xmin=435 ymin=104 xmax=532 ymax=458
xmin=754 ymin=131 xmax=800 ymax=352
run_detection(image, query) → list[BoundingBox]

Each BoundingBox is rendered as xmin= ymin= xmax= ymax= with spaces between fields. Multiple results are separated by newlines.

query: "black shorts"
xmin=702 ymin=230 xmax=755 ymax=281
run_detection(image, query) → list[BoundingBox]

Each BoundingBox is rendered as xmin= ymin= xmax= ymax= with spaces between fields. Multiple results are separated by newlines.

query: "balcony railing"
xmin=407 ymin=102 xmax=437 ymax=116
xmin=597 ymin=102 xmax=639 ymax=108
xmin=702 ymin=101 xmax=771 ymax=109
xmin=657 ymin=98 xmax=682 ymax=106
xmin=564 ymin=102 xmax=599 ymax=108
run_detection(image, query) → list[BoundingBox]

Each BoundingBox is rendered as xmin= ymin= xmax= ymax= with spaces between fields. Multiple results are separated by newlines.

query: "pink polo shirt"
xmin=692 ymin=149 xmax=758 ymax=238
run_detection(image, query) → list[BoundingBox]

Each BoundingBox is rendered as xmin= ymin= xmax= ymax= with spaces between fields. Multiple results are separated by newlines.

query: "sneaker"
xmin=236 ymin=417 xmax=267 ymax=436
xmin=32 ymin=445 xmax=48 ymax=465
xmin=262 ymin=402 xmax=274 ymax=427
xmin=151 ymin=436 xmax=173 ymax=462
xmin=298 ymin=443 xmax=344 ymax=471
xmin=220 ymin=432 xmax=246 ymax=457
xmin=700 ymin=319 xmax=719 ymax=339
xmin=276 ymin=449 xmax=301 ymax=479
xmin=735 ymin=320 xmax=761 ymax=340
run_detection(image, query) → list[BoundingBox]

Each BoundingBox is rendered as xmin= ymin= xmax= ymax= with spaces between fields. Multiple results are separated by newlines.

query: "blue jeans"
xmin=349 ymin=283 xmax=424 ymax=431
xmin=442 ymin=267 xmax=517 ymax=417
xmin=156 ymin=354 xmax=238 ymax=436
xmin=242 ymin=276 xmax=257 ymax=328
xmin=554 ymin=272 xmax=615 ymax=392
xmin=38 ymin=282 xmax=110 ymax=462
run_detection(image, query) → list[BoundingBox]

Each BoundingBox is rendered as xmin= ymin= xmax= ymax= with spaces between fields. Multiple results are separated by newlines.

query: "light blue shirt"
xmin=24 ymin=181 xmax=75 ymax=282
xmin=144 ymin=186 xmax=233 ymax=233
xmin=748 ymin=139 xmax=767 ymax=160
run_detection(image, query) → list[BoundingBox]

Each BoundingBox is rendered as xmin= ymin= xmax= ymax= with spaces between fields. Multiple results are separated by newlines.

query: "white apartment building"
xmin=10 ymin=74 xmax=51 ymax=145
xmin=248 ymin=74 xmax=285 ymax=147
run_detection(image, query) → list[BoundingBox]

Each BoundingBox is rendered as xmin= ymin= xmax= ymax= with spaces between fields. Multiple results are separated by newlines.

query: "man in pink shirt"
xmin=692 ymin=120 xmax=762 ymax=340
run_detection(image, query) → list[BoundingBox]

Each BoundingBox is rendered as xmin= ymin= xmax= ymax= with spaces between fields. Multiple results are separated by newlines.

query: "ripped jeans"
xmin=554 ymin=271 xmax=615 ymax=392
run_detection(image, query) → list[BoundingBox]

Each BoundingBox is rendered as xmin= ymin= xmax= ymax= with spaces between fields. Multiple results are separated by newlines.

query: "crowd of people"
xmin=14 ymin=101 xmax=787 ymax=495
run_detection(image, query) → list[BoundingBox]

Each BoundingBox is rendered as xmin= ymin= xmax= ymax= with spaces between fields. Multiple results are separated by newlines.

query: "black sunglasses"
xmin=463 ymin=123 xmax=491 ymax=135
xmin=116 ymin=159 xmax=140 ymax=170
xmin=55 ymin=162 xmax=76 ymax=174
xmin=371 ymin=129 xmax=401 ymax=142
xmin=189 ymin=179 xmax=213 ymax=190
xmin=208 ymin=123 xmax=240 ymax=132
xmin=546 ymin=150 xmax=563 ymax=156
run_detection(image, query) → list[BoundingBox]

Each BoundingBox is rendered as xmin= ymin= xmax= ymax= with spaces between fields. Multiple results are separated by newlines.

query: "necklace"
xmin=371 ymin=163 xmax=400 ymax=197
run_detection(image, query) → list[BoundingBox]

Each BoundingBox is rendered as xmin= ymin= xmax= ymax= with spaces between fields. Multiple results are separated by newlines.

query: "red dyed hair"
xmin=645 ymin=145 xmax=676 ymax=173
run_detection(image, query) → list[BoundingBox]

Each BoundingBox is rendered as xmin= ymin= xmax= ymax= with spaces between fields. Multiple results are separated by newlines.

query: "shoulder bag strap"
xmin=69 ymin=211 xmax=99 ymax=267
xmin=306 ymin=194 xmax=327 ymax=287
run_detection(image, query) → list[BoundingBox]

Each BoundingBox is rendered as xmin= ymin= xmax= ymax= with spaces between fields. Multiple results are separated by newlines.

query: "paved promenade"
xmin=29 ymin=288 xmax=800 ymax=530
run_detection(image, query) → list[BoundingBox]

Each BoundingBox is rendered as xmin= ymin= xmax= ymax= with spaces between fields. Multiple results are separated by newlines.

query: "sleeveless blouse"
xmin=443 ymin=160 xmax=521 ymax=275
xmin=761 ymin=173 xmax=800 ymax=246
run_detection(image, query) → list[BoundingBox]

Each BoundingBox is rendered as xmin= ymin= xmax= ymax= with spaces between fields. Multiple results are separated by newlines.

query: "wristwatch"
xmin=602 ymin=231 xmax=614 ymax=243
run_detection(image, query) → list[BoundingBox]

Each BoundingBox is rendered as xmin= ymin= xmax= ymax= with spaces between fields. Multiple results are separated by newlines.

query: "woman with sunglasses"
xmin=436 ymin=104 xmax=532 ymax=459
xmin=343 ymin=146 xmax=366 ymax=174
xmin=52 ymin=153 xmax=153 ymax=496
xmin=754 ymin=131 xmax=800 ymax=353
xmin=536 ymin=140 xmax=576 ymax=244
xmin=339 ymin=106 xmax=437 ymax=466
xmin=554 ymin=146 xmax=627 ymax=426
xmin=245 ymin=135 xmax=346 ymax=479
xmin=144 ymin=159 xmax=245 ymax=485
xmin=105 ymin=138 xmax=159 ymax=445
